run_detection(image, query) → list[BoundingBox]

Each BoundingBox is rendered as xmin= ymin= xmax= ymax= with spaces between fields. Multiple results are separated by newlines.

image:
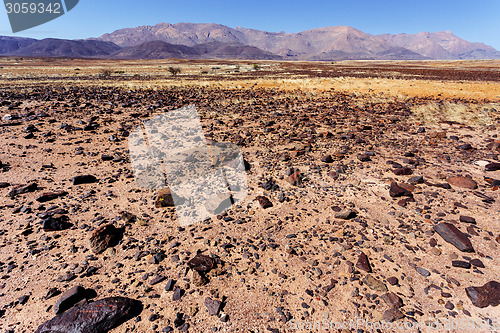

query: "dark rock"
xmin=393 ymin=167 xmax=413 ymax=175
xmin=485 ymin=163 xmax=500 ymax=171
xmin=433 ymin=223 xmax=474 ymax=252
xmin=204 ymin=297 xmax=221 ymax=316
xmin=381 ymin=292 xmax=403 ymax=308
xmin=383 ymin=307 xmax=404 ymax=322
xmin=408 ymin=176 xmax=424 ymax=184
xmin=389 ymin=181 xmax=412 ymax=197
xmin=53 ymin=286 xmax=86 ymax=314
xmin=452 ymin=261 xmax=471 ymax=269
xmin=36 ymin=191 xmax=67 ymax=203
xmin=150 ymin=275 xmax=166 ymax=285
xmin=355 ymin=252 xmax=371 ymax=272
xmin=465 ymin=281 xmax=500 ymax=308
xmin=0 ymin=182 xmax=10 ymax=188
xmin=55 ymin=273 xmax=76 ymax=282
xmin=35 ymin=297 xmax=141 ymax=333
xmin=187 ymin=254 xmax=214 ymax=272
xmin=256 ymin=196 xmax=273 ymax=209
xmin=357 ymin=154 xmax=371 ymax=162
xmin=45 ymin=288 xmax=61 ymax=300
xmin=70 ymin=175 xmax=97 ymax=185
xmin=172 ymin=287 xmax=183 ymax=301
xmin=321 ymin=155 xmax=333 ymax=163
xmin=459 ymin=216 xmax=476 ymax=224
xmin=387 ymin=277 xmax=399 ymax=286
xmin=89 ymin=224 xmax=122 ymax=254
xmin=7 ymin=183 xmax=38 ymax=197
xmin=457 ymin=143 xmax=473 ymax=150
xmin=43 ymin=215 xmax=72 ymax=232
xmin=164 ymin=279 xmax=175 ymax=291
xmin=470 ymin=259 xmax=485 ymax=268
xmin=416 ymin=267 xmax=430 ymax=277
xmin=154 ymin=188 xmax=175 ymax=208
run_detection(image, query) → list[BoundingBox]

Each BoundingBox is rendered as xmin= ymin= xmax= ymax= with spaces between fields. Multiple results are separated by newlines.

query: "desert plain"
xmin=0 ymin=58 xmax=499 ymax=332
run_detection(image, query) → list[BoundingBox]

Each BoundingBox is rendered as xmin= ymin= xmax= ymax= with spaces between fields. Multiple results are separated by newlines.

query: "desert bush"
xmin=100 ymin=68 xmax=113 ymax=77
xmin=168 ymin=67 xmax=181 ymax=76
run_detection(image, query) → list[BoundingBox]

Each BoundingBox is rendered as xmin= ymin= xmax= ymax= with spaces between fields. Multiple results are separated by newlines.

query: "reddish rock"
xmin=381 ymin=292 xmax=403 ymax=308
xmin=256 ymin=195 xmax=273 ymax=208
xmin=36 ymin=191 xmax=67 ymax=203
xmin=154 ymin=188 xmax=175 ymax=208
xmin=465 ymin=281 xmax=500 ymax=308
xmin=389 ymin=181 xmax=412 ymax=197
xmin=393 ymin=167 xmax=413 ymax=175
xmin=355 ymin=252 xmax=371 ymax=272
xmin=89 ymin=224 xmax=121 ymax=254
xmin=447 ymin=176 xmax=477 ymax=190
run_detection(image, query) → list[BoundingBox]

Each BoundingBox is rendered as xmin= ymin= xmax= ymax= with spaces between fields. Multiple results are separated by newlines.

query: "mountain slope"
xmin=0 ymin=36 xmax=37 ymax=54
xmin=10 ymin=38 xmax=121 ymax=58
xmin=377 ymin=31 xmax=500 ymax=59
xmin=95 ymin=23 xmax=500 ymax=60
xmin=112 ymin=40 xmax=281 ymax=60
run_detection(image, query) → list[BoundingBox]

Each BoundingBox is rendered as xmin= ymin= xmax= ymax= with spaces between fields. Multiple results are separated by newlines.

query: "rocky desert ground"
xmin=0 ymin=58 xmax=499 ymax=332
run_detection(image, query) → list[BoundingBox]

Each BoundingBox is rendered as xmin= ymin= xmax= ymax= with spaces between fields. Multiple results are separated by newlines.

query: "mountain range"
xmin=1 ymin=23 xmax=499 ymax=60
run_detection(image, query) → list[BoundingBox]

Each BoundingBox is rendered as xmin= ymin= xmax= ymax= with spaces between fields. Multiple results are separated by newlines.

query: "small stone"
xmin=408 ymin=176 xmax=424 ymax=185
xmin=172 ymin=287 xmax=182 ymax=301
xmin=382 ymin=308 xmax=404 ymax=322
xmin=70 ymin=175 xmax=97 ymax=185
xmin=485 ymin=163 xmax=500 ymax=171
xmin=287 ymin=168 xmax=303 ymax=187
xmin=187 ymin=254 xmax=215 ymax=272
xmin=470 ymin=259 xmax=485 ymax=268
xmin=192 ymin=270 xmax=209 ymax=287
xmin=387 ymin=277 xmax=399 ymax=286
xmin=36 ymin=191 xmax=67 ymax=203
xmin=321 ymin=155 xmax=333 ymax=163
xmin=416 ymin=267 xmax=430 ymax=277
xmin=447 ymin=176 xmax=477 ymax=190
xmin=465 ymin=281 xmax=500 ymax=308
xmin=89 ymin=224 xmax=121 ymax=254
xmin=355 ymin=252 xmax=371 ymax=272
xmin=150 ymin=275 xmax=166 ymax=285
xmin=452 ymin=261 xmax=471 ymax=269
xmin=43 ymin=215 xmax=71 ymax=232
xmin=256 ymin=196 xmax=273 ymax=209
xmin=53 ymin=286 xmax=86 ymax=314
xmin=154 ymin=188 xmax=175 ymax=208
xmin=334 ymin=209 xmax=356 ymax=220
xmin=433 ymin=223 xmax=474 ymax=252
xmin=7 ymin=183 xmax=38 ymax=197
xmin=393 ymin=167 xmax=413 ymax=175
xmin=459 ymin=216 xmax=476 ymax=224
xmin=381 ymin=293 xmax=403 ymax=308
xmin=204 ymin=297 xmax=221 ymax=316
xmin=389 ymin=181 xmax=412 ymax=197
xmin=363 ymin=274 xmax=387 ymax=292
xmin=357 ymin=154 xmax=371 ymax=162
xmin=165 ymin=279 xmax=175 ymax=291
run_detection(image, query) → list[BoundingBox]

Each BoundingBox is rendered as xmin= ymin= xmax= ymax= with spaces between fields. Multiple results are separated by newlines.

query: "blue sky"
xmin=1 ymin=0 xmax=499 ymax=49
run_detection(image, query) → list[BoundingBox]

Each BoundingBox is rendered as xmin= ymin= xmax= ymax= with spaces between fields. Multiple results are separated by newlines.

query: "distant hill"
xmin=112 ymin=40 xmax=281 ymax=60
xmin=8 ymin=38 xmax=121 ymax=58
xmin=0 ymin=36 xmax=37 ymax=54
xmin=1 ymin=23 xmax=499 ymax=60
